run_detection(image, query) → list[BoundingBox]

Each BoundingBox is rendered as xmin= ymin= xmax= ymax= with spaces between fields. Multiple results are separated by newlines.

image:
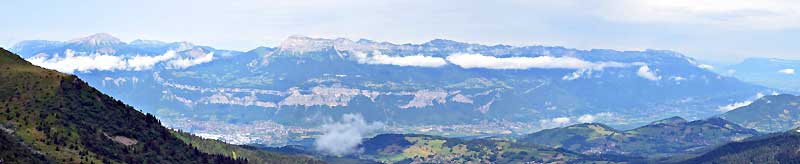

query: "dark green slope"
xmin=720 ymin=94 xmax=800 ymax=132
xmin=0 ymin=127 xmax=49 ymax=163
xmin=683 ymin=129 xmax=800 ymax=164
xmin=521 ymin=117 xmax=759 ymax=159
xmin=0 ymin=47 xmax=242 ymax=163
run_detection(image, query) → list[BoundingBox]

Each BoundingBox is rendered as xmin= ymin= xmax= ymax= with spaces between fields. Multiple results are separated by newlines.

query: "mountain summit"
xmin=67 ymin=33 xmax=125 ymax=47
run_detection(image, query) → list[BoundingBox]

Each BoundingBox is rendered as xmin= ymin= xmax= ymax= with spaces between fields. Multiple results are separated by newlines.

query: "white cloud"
xmin=698 ymin=64 xmax=714 ymax=70
xmin=779 ymin=68 xmax=795 ymax=75
xmin=539 ymin=113 xmax=616 ymax=129
xmin=26 ymin=49 xmax=213 ymax=73
xmin=577 ymin=114 xmax=595 ymax=123
xmin=718 ymin=92 xmax=765 ymax=112
xmin=539 ymin=117 xmax=573 ymax=128
xmin=562 ymin=69 xmax=588 ymax=80
xmin=446 ymin=53 xmax=630 ymax=70
xmin=552 ymin=117 xmax=571 ymax=125
xmin=314 ymin=113 xmax=384 ymax=156
xmin=127 ymin=51 xmax=178 ymax=70
xmin=167 ymin=52 xmax=215 ymax=69
xmin=27 ymin=49 xmax=126 ymax=73
xmin=637 ymin=65 xmax=661 ymax=81
xmin=352 ymin=51 xmax=447 ymax=67
xmin=670 ymin=76 xmax=687 ymax=81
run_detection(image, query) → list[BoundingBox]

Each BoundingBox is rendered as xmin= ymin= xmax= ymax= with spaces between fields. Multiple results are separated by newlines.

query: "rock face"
xmin=11 ymin=34 xmax=768 ymax=133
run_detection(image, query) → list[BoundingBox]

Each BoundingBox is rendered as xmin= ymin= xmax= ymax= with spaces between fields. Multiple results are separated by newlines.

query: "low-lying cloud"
xmin=353 ymin=51 xmax=447 ymax=67
xmin=446 ymin=53 xmax=630 ymax=70
xmin=636 ymin=65 xmax=661 ymax=81
xmin=127 ymin=51 xmax=178 ymax=70
xmin=539 ymin=113 xmax=615 ymax=129
xmin=314 ymin=113 xmax=384 ymax=156
xmin=167 ymin=52 xmax=214 ymax=69
xmin=717 ymin=93 xmax=766 ymax=112
xmin=26 ymin=49 xmax=213 ymax=73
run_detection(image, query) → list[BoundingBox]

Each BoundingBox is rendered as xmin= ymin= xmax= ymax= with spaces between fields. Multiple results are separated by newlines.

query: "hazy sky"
xmin=1 ymin=0 xmax=798 ymax=63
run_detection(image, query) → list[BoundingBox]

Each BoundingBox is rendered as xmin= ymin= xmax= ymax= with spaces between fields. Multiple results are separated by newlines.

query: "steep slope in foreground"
xmin=521 ymin=117 xmax=759 ymax=160
xmin=0 ymin=47 xmax=242 ymax=163
xmin=683 ymin=129 xmax=800 ymax=164
xmin=720 ymin=94 xmax=800 ymax=132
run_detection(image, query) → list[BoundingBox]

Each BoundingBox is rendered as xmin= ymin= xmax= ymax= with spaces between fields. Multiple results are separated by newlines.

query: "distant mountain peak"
xmin=278 ymin=35 xmax=335 ymax=53
xmin=130 ymin=39 xmax=167 ymax=46
xmin=68 ymin=33 xmax=125 ymax=46
xmin=648 ymin=116 xmax=688 ymax=125
xmin=424 ymin=38 xmax=466 ymax=46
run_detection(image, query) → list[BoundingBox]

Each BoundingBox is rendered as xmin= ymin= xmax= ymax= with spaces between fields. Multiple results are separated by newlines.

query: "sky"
xmin=1 ymin=0 xmax=799 ymax=63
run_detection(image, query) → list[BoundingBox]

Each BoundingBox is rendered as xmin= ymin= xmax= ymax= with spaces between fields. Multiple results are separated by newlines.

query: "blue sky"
xmin=1 ymin=0 xmax=799 ymax=63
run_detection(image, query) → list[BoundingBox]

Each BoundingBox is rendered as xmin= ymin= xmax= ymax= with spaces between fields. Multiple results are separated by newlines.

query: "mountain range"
xmin=0 ymin=48 xmax=320 ymax=163
xmin=5 ymin=34 xmax=800 ymax=163
xmin=9 ymin=33 xmax=771 ymax=145
xmin=718 ymin=58 xmax=800 ymax=93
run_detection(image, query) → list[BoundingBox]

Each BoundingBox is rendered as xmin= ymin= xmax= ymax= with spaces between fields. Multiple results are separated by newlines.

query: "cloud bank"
xmin=26 ymin=49 xmax=213 ymax=73
xmin=353 ymin=51 xmax=447 ymax=67
xmin=314 ymin=113 xmax=384 ymax=156
xmin=445 ymin=53 xmax=629 ymax=70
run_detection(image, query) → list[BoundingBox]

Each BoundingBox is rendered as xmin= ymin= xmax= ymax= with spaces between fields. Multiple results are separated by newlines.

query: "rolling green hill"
xmin=0 ymin=47 xmax=242 ymax=163
xmin=521 ymin=117 xmax=759 ymax=161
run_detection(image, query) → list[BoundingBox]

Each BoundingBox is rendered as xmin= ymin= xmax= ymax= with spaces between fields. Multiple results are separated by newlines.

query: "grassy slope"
xmin=170 ymin=130 xmax=326 ymax=164
xmin=0 ymin=47 xmax=242 ymax=163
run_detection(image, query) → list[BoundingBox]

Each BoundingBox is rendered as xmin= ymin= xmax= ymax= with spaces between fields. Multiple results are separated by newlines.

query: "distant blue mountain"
xmin=719 ymin=58 xmax=800 ymax=93
xmin=9 ymin=34 xmax=770 ymax=143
